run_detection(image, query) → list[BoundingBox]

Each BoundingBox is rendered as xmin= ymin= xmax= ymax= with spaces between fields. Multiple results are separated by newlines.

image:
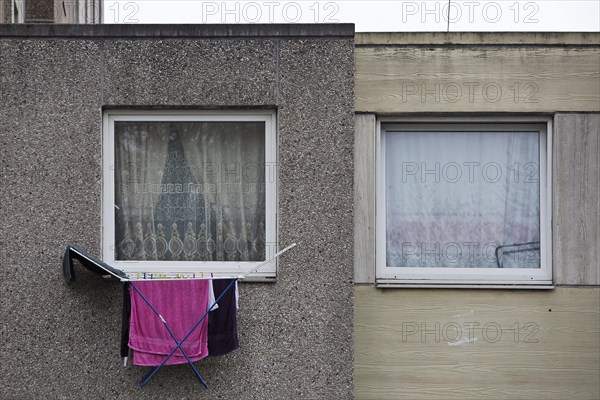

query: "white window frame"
xmin=376 ymin=117 xmax=553 ymax=288
xmin=102 ymin=110 xmax=278 ymax=279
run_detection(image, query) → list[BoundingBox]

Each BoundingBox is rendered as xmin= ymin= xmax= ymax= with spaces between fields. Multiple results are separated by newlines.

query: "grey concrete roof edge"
xmin=0 ymin=23 xmax=355 ymax=38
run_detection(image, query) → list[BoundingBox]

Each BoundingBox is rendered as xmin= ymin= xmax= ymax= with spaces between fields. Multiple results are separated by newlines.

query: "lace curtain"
xmin=385 ymin=130 xmax=540 ymax=268
xmin=114 ymin=121 xmax=266 ymax=262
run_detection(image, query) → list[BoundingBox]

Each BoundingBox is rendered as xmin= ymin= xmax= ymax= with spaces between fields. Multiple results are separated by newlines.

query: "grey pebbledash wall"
xmin=0 ymin=24 xmax=355 ymax=399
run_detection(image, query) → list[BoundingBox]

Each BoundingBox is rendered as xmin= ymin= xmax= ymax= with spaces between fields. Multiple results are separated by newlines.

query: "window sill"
xmin=376 ymin=281 xmax=554 ymax=290
xmin=238 ymin=275 xmax=277 ymax=283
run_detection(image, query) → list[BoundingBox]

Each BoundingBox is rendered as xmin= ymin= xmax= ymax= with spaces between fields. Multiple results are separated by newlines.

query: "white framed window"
xmin=376 ymin=117 xmax=552 ymax=287
xmin=103 ymin=110 xmax=277 ymax=279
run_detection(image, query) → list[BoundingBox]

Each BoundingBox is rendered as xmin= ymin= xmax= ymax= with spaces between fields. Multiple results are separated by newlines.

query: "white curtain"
xmin=179 ymin=122 xmax=265 ymax=262
xmin=114 ymin=121 xmax=265 ymax=263
xmin=115 ymin=122 xmax=169 ymax=260
xmin=385 ymin=130 xmax=540 ymax=268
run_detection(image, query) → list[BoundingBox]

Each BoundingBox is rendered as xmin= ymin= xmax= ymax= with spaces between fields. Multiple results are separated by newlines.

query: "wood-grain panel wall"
xmin=352 ymin=33 xmax=599 ymax=400
xmin=554 ymin=114 xmax=600 ymax=285
xmin=356 ymin=43 xmax=600 ymax=114
xmin=354 ymin=286 xmax=600 ymax=400
xmin=354 ymin=114 xmax=376 ymax=283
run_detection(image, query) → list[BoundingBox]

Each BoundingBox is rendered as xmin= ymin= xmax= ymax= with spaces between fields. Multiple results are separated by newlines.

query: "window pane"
xmin=385 ymin=130 xmax=540 ymax=269
xmin=114 ymin=121 xmax=266 ymax=262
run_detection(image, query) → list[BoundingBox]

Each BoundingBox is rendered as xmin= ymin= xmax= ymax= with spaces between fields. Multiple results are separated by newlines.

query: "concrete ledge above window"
xmin=0 ymin=23 xmax=355 ymax=38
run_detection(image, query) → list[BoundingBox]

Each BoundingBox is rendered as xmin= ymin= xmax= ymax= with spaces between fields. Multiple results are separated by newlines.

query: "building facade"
xmin=354 ymin=32 xmax=599 ymax=400
xmin=0 ymin=24 xmax=355 ymax=399
xmin=0 ymin=21 xmax=599 ymax=400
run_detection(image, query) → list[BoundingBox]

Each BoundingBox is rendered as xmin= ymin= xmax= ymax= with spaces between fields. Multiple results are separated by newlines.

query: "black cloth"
xmin=63 ymin=244 xmax=127 ymax=282
xmin=208 ymin=279 xmax=239 ymax=357
xmin=121 ymin=282 xmax=131 ymax=358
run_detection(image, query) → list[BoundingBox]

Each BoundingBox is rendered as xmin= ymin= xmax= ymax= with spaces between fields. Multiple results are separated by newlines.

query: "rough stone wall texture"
xmin=0 ymin=25 xmax=354 ymax=399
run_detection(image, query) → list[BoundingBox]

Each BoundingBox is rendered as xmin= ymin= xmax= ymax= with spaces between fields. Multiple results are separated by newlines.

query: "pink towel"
xmin=129 ymin=280 xmax=210 ymax=366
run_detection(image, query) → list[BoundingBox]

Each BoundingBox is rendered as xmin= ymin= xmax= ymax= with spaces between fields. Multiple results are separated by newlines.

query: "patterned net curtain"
xmin=114 ymin=121 xmax=266 ymax=263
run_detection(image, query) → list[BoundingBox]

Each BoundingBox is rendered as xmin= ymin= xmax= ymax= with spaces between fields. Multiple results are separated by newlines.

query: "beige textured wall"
xmin=354 ymin=286 xmax=600 ymax=400
xmin=353 ymin=33 xmax=600 ymax=400
xmin=355 ymin=33 xmax=600 ymax=114
xmin=554 ymin=114 xmax=600 ymax=285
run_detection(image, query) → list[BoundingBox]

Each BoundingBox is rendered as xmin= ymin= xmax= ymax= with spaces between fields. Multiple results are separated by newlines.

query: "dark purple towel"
xmin=208 ymin=279 xmax=239 ymax=356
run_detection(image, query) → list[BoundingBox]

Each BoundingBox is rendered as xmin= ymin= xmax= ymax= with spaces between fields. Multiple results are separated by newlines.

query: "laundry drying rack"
xmin=63 ymin=242 xmax=296 ymax=387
